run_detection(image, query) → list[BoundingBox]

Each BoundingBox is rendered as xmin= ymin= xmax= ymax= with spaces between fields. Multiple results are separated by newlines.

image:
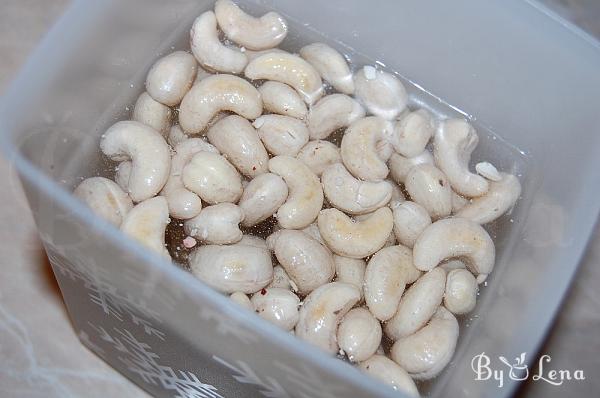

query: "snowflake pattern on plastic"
xmin=89 ymin=323 xmax=222 ymax=398
xmin=44 ymin=239 xmax=168 ymax=339
xmin=199 ymin=306 xmax=258 ymax=344
xmin=213 ymin=356 xmax=290 ymax=398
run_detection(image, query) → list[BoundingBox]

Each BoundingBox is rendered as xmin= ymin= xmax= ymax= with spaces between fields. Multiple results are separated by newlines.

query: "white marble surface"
xmin=0 ymin=1 xmax=598 ymax=397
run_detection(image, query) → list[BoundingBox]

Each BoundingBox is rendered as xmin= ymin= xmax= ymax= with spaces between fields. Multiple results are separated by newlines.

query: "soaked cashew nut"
xmin=214 ymin=0 xmax=287 ymax=51
xmin=386 ymin=268 xmax=446 ymax=340
xmin=183 ymin=151 xmax=243 ymax=204
xmin=251 ymin=287 xmax=300 ymax=331
xmin=207 ymin=115 xmax=269 ymax=177
xmin=297 ymin=140 xmax=341 ymax=177
xmin=269 ymin=156 xmax=323 ymax=229
xmin=341 ymin=116 xmax=394 ymax=181
xmin=100 ymin=121 xmax=171 ymax=202
xmin=405 ymin=164 xmax=452 ymax=219
xmin=322 ymin=163 xmax=392 ymax=215
xmin=74 ymin=177 xmax=133 ymax=226
xmin=132 ymin=92 xmax=172 ymax=135
xmin=267 ymin=229 xmax=335 ymax=295
xmin=389 ymin=150 xmax=434 ymax=184
xmin=245 ymin=52 xmax=323 ymax=104
xmin=189 ymin=237 xmax=273 ymax=293
xmin=455 ymin=173 xmax=521 ymax=224
xmin=167 ymin=125 xmax=188 ymax=148
xmin=307 ymin=94 xmax=365 ymax=140
xmin=184 ymin=203 xmax=244 ymax=244
xmin=301 ymin=222 xmax=326 ymax=246
xmin=390 ymin=109 xmax=435 ymax=158
xmin=179 ymin=74 xmax=262 ymax=135
xmin=354 ymin=66 xmax=408 ymax=120
xmin=434 ymin=118 xmax=489 ymax=197
xmin=337 ymin=308 xmax=382 ymax=362
xmin=115 ymin=161 xmax=132 ymax=192
xmin=359 ymin=355 xmax=420 ymax=397
xmin=413 ymin=217 xmax=495 ymax=279
xmin=120 ymin=196 xmax=170 ymax=259
xmin=258 ymin=81 xmax=307 ymax=119
xmin=146 ymin=51 xmax=197 ymax=106
xmin=333 ymin=255 xmax=366 ymax=299
xmin=253 ymin=114 xmax=309 ymax=156
xmin=444 ymin=269 xmax=478 ymax=315
xmin=190 ymin=11 xmax=248 ymax=73
xmin=295 ymin=282 xmax=361 ymax=354
xmin=161 ymin=138 xmax=219 ymax=219
xmin=299 ymin=43 xmax=354 ymax=94
xmin=244 ymin=47 xmax=288 ymax=62
xmin=364 ymin=245 xmax=420 ymax=321
xmin=230 ymin=291 xmax=254 ymax=311
xmin=239 ymin=173 xmax=288 ymax=227
xmin=392 ymin=201 xmax=432 ymax=248
xmin=318 ymin=207 xmax=393 ymax=259
xmin=268 ymin=265 xmax=296 ymax=291
xmin=391 ymin=306 xmax=459 ymax=380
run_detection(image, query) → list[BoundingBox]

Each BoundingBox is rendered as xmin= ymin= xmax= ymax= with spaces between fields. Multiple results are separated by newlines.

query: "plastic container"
xmin=1 ymin=1 xmax=599 ymax=397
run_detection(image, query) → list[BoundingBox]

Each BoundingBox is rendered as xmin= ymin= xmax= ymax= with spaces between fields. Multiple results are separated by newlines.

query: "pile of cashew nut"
xmin=73 ymin=1 xmax=522 ymax=396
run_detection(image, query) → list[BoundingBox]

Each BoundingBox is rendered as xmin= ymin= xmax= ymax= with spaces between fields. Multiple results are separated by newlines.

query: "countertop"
xmin=0 ymin=1 xmax=598 ymax=397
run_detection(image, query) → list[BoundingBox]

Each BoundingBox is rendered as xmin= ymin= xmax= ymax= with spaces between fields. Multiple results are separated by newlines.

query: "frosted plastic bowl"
xmin=1 ymin=1 xmax=599 ymax=397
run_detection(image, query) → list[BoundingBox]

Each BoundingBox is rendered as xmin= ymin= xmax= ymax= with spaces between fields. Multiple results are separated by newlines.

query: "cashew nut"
xmin=359 ymin=355 xmax=419 ymax=397
xmin=258 ymin=81 xmax=307 ymax=119
xmin=268 ymin=265 xmax=296 ymax=291
xmin=318 ymin=207 xmax=393 ymax=259
xmin=253 ymin=114 xmax=309 ymax=156
xmin=207 ymin=115 xmax=269 ymax=177
xmin=184 ymin=203 xmax=244 ymax=244
xmin=390 ymin=306 xmax=459 ymax=380
xmin=239 ymin=172 xmax=288 ymax=227
xmin=390 ymin=109 xmax=435 ymax=158
xmin=167 ymin=124 xmax=188 ymax=148
xmin=301 ymin=222 xmax=326 ymax=246
xmin=189 ymin=237 xmax=273 ymax=294
xmin=333 ymin=255 xmax=366 ymax=299
xmin=190 ymin=11 xmax=248 ymax=73
xmin=161 ymin=138 xmax=219 ymax=219
xmin=74 ymin=177 xmax=133 ymax=226
xmin=179 ymin=74 xmax=262 ymax=135
xmin=434 ymin=118 xmax=489 ymax=197
xmin=268 ymin=155 xmax=323 ymax=229
xmin=392 ymin=201 xmax=432 ymax=248
xmin=146 ymin=51 xmax=197 ymax=106
xmin=337 ymin=308 xmax=382 ymax=362
xmin=297 ymin=140 xmax=341 ymax=177
xmin=100 ymin=121 xmax=171 ymax=202
xmin=114 ymin=161 xmax=132 ymax=192
xmin=354 ymin=66 xmax=407 ymax=120
xmin=405 ymin=164 xmax=452 ymax=219
xmin=475 ymin=161 xmax=502 ymax=181
xmin=385 ymin=268 xmax=446 ymax=340
xmin=267 ymin=229 xmax=334 ymax=295
xmin=245 ymin=52 xmax=323 ymax=104
xmin=132 ymin=92 xmax=172 ymax=135
xmin=299 ymin=43 xmax=354 ymax=95
xmin=182 ymin=151 xmax=243 ymax=204
xmin=364 ymin=245 xmax=420 ymax=321
xmin=389 ymin=150 xmax=434 ymax=184
xmin=444 ymin=268 xmax=478 ymax=315
xmin=413 ymin=218 xmax=495 ymax=278
xmin=214 ymin=0 xmax=287 ymax=51
xmin=322 ymin=163 xmax=392 ymax=215
xmin=341 ymin=116 xmax=394 ymax=181
xmin=251 ymin=287 xmax=300 ymax=331
xmin=120 ymin=196 xmax=170 ymax=259
xmin=295 ymin=282 xmax=361 ymax=354
xmin=230 ymin=291 xmax=254 ymax=311
xmin=307 ymin=94 xmax=365 ymax=140
xmin=244 ymin=47 xmax=288 ymax=62
xmin=455 ymin=173 xmax=521 ymax=224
